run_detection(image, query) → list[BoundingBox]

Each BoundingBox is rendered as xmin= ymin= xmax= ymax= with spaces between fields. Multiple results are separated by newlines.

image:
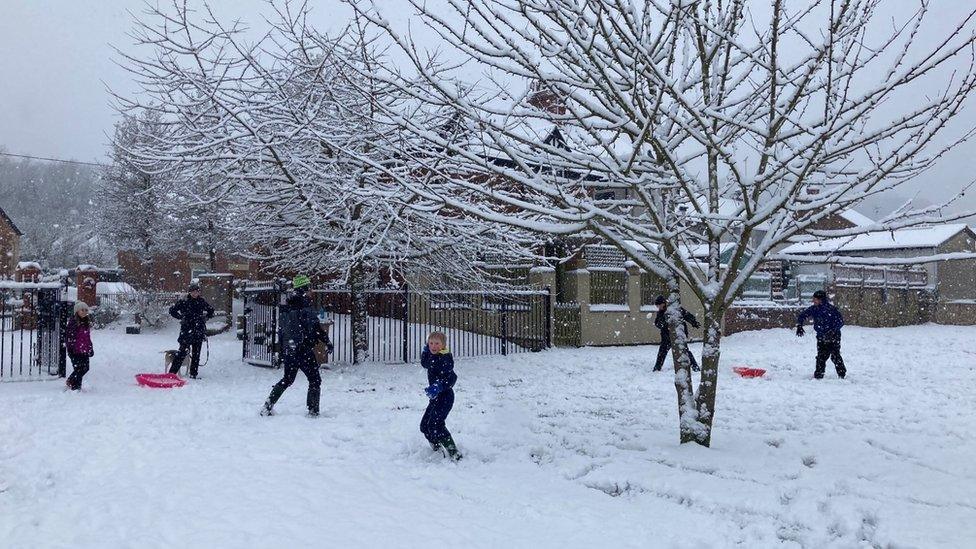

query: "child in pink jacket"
xmin=65 ymin=301 xmax=94 ymax=390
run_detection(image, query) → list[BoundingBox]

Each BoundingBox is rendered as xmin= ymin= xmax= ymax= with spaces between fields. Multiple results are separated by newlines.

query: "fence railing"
xmin=0 ymin=283 xmax=67 ymax=381
xmin=833 ymin=265 xmax=928 ymax=288
xmin=589 ymin=270 xmax=627 ymax=305
xmin=241 ymin=285 xmax=552 ymax=366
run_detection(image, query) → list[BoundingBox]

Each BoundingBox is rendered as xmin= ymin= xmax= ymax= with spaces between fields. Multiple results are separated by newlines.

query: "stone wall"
xmin=556 ymin=266 xmax=705 ymax=346
xmin=723 ymin=305 xmax=804 ymax=336
xmin=831 ymin=286 xmax=932 ymax=327
xmin=933 ymin=301 xmax=976 ymax=325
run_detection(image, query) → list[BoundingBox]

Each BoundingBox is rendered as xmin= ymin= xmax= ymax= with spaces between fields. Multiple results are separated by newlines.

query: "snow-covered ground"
xmin=1 ymin=323 xmax=974 ymax=548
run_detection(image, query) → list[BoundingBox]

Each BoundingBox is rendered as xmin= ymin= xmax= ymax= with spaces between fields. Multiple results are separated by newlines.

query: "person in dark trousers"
xmin=420 ymin=331 xmax=461 ymax=461
xmin=168 ymin=281 xmax=215 ymax=379
xmin=261 ymin=275 xmax=332 ymax=417
xmin=796 ymin=290 xmax=847 ymax=379
xmin=65 ymin=301 xmax=94 ymax=391
xmin=653 ymin=295 xmax=700 ymax=372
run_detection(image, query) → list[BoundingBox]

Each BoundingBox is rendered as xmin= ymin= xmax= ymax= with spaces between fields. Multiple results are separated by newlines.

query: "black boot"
xmin=260 ymin=400 xmax=274 ymax=416
xmin=440 ymin=436 xmax=462 ymax=461
xmin=429 ymin=440 xmax=442 ymax=452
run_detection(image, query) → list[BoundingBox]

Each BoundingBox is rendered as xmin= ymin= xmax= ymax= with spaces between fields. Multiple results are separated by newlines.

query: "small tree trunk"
xmin=350 ymin=263 xmax=369 ymax=364
xmin=664 ymin=279 xmax=706 ymax=445
xmin=692 ymin=311 xmax=723 ymax=447
xmin=207 ymin=219 xmax=218 ymax=272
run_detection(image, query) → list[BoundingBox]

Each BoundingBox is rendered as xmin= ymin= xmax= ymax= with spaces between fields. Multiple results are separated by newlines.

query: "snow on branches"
xmin=341 ymin=0 xmax=976 ymax=445
xmin=114 ymin=1 xmax=535 ymax=290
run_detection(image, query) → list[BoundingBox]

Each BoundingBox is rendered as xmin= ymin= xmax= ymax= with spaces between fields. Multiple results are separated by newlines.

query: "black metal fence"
xmin=241 ymin=285 xmax=552 ymax=366
xmin=0 ymin=283 xmax=67 ymax=381
xmin=241 ymin=282 xmax=281 ymax=367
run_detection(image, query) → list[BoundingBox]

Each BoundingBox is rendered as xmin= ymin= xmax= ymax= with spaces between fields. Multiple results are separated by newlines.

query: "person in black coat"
xmin=796 ymin=290 xmax=847 ymax=379
xmin=261 ymin=276 xmax=332 ymax=417
xmin=420 ymin=331 xmax=461 ymax=460
xmin=653 ymin=295 xmax=700 ymax=372
xmin=168 ymin=281 xmax=215 ymax=378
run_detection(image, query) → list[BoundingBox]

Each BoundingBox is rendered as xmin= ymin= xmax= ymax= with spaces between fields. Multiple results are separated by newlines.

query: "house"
xmin=781 ymin=223 xmax=976 ymax=301
xmin=0 ymin=206 xmax=23 ymax=277
xmin=117 ymin=250 xmax=266 ymax=291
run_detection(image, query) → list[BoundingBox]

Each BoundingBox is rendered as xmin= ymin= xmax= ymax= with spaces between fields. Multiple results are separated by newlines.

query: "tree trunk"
xmin=665 ymin=279 xmax=707 ymax=445
xmin=692 ymin=311 xmax=723 ymax=448
xmin=207 ymin=219 xmax=218 ymax=272
xmin=349 ymin=263 xmax=369 ymax=364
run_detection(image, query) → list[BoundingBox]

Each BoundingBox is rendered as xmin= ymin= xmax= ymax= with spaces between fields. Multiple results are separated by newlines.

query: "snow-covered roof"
xmin=781 ymin=224 xmax=973 ymax=254
xmin=838 ymin=209 xmax=874 ymax=228
xmin=16 ymin=261 xmax=41 ymax=270
xmin=96 ymin=281 xmax=135 ymax=295
xmin=756 ymin=208 xmax=873 ymax=231
xmin=583 ymin=245 xmax=630 ymax=269
xmin=0 ymin=207 xmax=23 ymax=235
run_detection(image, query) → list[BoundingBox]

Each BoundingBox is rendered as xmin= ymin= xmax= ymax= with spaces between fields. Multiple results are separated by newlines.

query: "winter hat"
xmin=188 ymin=281 xmax=201 ymax=292
xmin=292 ymin=275 xmax=311 ymax=290
xmin=654 ymin=295 xmax=667 ymax=306
xmin=74 ymin=301 xmax=90 ymax=314
xmin=813 ymin=290 xmax=828 ymax=302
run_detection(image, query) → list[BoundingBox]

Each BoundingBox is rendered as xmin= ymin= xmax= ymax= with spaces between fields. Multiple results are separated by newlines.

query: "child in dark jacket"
xmin=796 ymin=290 xmax=847 ymax=379
xmin=65 ymin=301 xmax=94 ymax=391
xmin=420 ymin=332 xmax=461 ymax=460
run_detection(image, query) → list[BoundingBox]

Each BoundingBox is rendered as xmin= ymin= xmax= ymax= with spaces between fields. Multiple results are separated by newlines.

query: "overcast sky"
xmin=2 ymin=0 xmax=975 ymax=218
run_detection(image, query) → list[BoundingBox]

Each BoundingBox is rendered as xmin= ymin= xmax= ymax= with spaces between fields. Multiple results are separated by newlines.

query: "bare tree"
xmin=0 ymin=149 xmax=110 ymax=268
xmin=97 ymin=111 xmax=185 ymax=289
xmin=344 ymin=0 xmax=976 ymax=445
xmin=115 ymin=1 xmax=535 ymax=361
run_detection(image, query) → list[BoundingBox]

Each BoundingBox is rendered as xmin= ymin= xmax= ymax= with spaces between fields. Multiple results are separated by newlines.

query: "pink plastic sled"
xmin=135 ymin=373 xmax=187 ymax=389
xmin=732 ymin=366 xmax=767 ymax=379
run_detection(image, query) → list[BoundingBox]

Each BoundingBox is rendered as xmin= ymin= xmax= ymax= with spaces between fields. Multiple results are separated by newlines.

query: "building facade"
xmin=0 ymin=207 xmax=23 ymax=278
xmin=117 ymin=250 xmax=266 ymax=291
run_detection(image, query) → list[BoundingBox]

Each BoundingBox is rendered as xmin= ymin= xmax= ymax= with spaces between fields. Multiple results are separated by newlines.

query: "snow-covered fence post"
xmin=402 ymin=284 xmax=410 ymax=364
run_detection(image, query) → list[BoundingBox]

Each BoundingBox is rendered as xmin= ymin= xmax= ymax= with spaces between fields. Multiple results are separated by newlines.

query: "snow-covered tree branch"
xmin=114 ymin=1 xmax=537 ymax=361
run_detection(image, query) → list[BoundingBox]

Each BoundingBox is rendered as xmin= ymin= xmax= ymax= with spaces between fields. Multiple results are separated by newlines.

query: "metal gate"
xmin=241 ymin=285 xmax=551 ymax=366
xmin=241 ymin=281 xmax=282 ymax=367
xmin=1 ymin=282 xmax=67 ymax=381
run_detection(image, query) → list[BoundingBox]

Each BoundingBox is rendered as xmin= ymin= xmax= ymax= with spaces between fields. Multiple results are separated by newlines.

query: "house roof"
xmin=838 ymin=209 xmax=875 ymax=228
xmin=0 ymin=207 xmax=23 ymax=236
xmin=781 ymin=224 xmax=973 ymax=255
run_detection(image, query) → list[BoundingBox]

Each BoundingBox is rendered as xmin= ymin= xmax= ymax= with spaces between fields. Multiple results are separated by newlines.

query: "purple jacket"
xmin=66 ymin=316 xmax=93 ymax=357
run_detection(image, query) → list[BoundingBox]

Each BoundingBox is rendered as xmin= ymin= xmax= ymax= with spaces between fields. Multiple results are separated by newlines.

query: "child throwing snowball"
xmin=65 ymin=301 xmax=94 ymax=391
xmin=420 ymin=332 xmax=461 ymax=460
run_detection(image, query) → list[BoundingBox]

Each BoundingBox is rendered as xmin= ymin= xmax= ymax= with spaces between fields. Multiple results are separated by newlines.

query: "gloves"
xmin=425 ymin=382 xmax=444 ymax=399
xmin=795 ymin=325 xmax=805 ymax=337
xmin=326 ymin=343 xmax=334 ymax=355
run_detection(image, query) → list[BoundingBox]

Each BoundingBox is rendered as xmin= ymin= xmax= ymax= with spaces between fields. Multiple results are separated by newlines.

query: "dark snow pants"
xmin=266 ymin=350 xmax=321 ymax=414
xmin=170 ymin=341 xmax=203 ymax=377
xmin=815 ymin=337 xmax=846 ymax=379
xmin=653 ymin=339 xmax=700 ymax=372
xmin=67 ymin=354 xmax=90 ymax=390
xmin=420 ymin=388 xmax=455 ymax=444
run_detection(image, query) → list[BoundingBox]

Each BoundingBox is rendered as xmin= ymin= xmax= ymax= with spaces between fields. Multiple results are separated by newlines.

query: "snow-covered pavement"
xmin=1 ymin=323 xmax=974 ymax=548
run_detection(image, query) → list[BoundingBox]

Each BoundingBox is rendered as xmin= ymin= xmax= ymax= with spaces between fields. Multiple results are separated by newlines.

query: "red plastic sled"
xmin=732 ymin=367 xmax=767 ymax=378
xmin=135 ymin=373 xmax=187 ymax=389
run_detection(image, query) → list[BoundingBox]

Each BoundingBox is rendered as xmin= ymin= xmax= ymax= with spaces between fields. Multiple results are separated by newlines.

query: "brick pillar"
xmin=15 ymin=263 xmax=42 ymax=283
xmin=625 ymin=262 xmax=641 ymax=314
xmin=76 ymin=267 xmax=99 ymax=307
